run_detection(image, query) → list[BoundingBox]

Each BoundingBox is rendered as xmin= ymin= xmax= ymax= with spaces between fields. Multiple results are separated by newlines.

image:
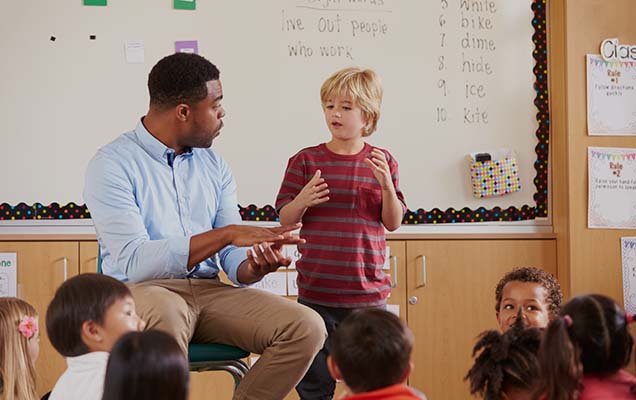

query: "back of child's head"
xmin=101 ymin=330 xmax=189 ymax=400
xmin=320 ymin=67 xmax=383 ymax=136
xmin=495 ymin=266 xmax=563 ymax=319
xmin=465 ymin=316 xmax=541 ymax=400
xmin=331 ymin=308 xmax=413 ymax=393
xmin=0 ymin=297 xmax=39 ymax=400
xmin=535 ymin=294 xmax=634 ymax=400
xmin=46 ymin=273 xmax=131 ymax=357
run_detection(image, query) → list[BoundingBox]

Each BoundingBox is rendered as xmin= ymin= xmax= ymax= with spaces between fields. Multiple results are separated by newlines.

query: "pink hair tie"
xmin=626 ymin=313 xmax=636 ymax=325
xmin=18 ymin=316 xmax=38 ymax=339
xmin=562 ymin=314 xmax=573 ymax=327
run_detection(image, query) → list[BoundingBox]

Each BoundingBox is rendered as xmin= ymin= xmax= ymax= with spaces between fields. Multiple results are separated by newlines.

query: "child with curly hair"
xmin=494 ymin=266 xmax=563 ymax=332
xmin=465 ymin=315 xmax=541 ymax=400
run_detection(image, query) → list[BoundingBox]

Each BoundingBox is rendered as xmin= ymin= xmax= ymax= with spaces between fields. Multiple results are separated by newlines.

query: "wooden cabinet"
xmin=0 ymin=241 xmax=79 ymax=396
xmin=405 ymin=239 xmax=557 ymax=400
xmin=79 ymin=241 xmax=99 ymax=274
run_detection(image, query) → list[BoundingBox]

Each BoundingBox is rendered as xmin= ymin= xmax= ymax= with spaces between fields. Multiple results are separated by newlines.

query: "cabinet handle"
xmin=416 ymin=255 xmax=427 ymax=288
xmin=390 ymin=255 xmax=398 ymax=288
xmin=62 ymin=257 xmax=68 ymax=282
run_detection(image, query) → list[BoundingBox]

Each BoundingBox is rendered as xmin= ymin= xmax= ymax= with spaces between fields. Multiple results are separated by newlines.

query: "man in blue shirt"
xmin=84 ymin=53 xmax=326 ymax=400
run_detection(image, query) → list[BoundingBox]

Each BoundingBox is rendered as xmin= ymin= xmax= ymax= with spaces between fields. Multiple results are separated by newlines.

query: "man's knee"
xmin=129 ymin=284 xmax=193 ymax=351
xmin=289 ymin=305 xmax=327 ymax=357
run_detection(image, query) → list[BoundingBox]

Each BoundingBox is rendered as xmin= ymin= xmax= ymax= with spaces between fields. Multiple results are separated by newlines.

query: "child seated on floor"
xmin=535 ymin=294 xmax=636 ymax=400
xmin=465 ymin=315 xmax=542 ymax=400
xmin=494 ymin=266 xmax=562 ymax=332
xmin=46 ymin=273 xmax=145 ymax=400
xmin=0 ymin=297 xmax=40 ymax=400
xmin=102 ymin=330 xmax=189 ymax=400
xmin=327 ymin=308 xmax=425 ymax=400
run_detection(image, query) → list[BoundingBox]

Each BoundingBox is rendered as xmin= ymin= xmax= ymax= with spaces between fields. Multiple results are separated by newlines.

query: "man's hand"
xmin=233 ymin=223 xmax=306 ymax=284
xmin=237 ymin=242 xmax=289 ymax=284
xmin=229 ymin=223 xmax=304 ymax=247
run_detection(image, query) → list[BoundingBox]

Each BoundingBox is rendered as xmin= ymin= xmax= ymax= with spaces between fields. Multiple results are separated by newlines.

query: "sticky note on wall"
xmin=174 ymin=0 xmax=196 ymax=10
xmin=175 ymin=40 xmax=198 ymax=54
xmin=84 ymin=0 xmax=107 ymax=5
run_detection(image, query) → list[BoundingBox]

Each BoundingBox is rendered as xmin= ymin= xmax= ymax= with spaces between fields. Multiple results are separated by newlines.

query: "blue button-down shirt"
xmin=84 ymin=119 xmax=246 ymax=284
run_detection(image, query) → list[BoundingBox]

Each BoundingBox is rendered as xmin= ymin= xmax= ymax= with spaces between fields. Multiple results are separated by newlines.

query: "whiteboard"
xmin=0 ymin=0 xmax=549 ymax=224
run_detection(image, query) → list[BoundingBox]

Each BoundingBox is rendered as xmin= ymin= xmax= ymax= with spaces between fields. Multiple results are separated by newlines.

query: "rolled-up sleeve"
xmin=84 ymin=152 xmax=191 ymax=282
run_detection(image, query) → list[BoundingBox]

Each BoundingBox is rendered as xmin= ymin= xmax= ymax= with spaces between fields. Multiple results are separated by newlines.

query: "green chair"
xmin=97 ymin=249 xmax=250 ymax=389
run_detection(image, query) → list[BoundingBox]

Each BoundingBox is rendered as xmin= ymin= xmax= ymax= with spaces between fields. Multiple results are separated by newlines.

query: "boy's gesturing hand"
xmin=296 ymin=170 xmax=330 ymax=209
xmin=364 ymin=149 xmax=393 ymax=190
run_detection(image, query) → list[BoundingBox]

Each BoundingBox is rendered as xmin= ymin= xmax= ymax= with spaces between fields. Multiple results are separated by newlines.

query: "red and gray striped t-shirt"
xmin=276 ymin=143 xmax=407 ymax=308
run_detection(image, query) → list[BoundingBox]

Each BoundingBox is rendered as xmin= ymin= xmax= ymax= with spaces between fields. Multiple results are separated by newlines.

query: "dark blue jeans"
xmin=295 ymin=299 xmax=357 ymax=400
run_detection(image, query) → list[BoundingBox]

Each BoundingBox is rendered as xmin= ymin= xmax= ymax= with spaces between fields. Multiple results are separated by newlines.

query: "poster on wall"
xmin=622 ymin=237 xmax=636 ymax=314
xmin=588 ymin=147 xmax=636 ymax=229
xmin=586 ymin=54 xmax=636 ymax=136
xmin=0 ymin=253 xmax=17 ymax=297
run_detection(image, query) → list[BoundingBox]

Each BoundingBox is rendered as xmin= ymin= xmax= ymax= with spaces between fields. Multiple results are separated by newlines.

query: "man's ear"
xmin=175 ymin=104 xmax=190 ymax=122
xmin=326 ymin=355 xmax=343 ymax=382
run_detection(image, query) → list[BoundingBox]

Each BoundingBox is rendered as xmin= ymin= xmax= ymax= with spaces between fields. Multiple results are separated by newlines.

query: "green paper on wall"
xmin=83 ymin=0 xmax=107 ymax=5
xmin=174 ymin=0 xmax=196 ymax=10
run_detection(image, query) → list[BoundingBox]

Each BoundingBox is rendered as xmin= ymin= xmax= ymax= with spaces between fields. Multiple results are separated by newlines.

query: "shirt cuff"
xmin=169 ymin=236 xmax=191 ymax=276
xmin=223 ymin=245 xmax=247 ymax=285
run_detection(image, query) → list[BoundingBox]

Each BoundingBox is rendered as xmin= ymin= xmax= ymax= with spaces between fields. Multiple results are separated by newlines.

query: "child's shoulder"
xmin=288 ymin=144 xmax=325 ymax=160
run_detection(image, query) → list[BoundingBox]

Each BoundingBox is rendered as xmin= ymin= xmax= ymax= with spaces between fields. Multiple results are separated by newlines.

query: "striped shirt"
xmin=276 ymin=143 xmax=407 ymax=308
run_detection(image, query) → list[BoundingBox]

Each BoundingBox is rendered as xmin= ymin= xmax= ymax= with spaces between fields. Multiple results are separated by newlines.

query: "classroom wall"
xmin=553 ymin=0 xmax=636 ymax=300
xmin=0 ymin=0 xmax=550 ymax=228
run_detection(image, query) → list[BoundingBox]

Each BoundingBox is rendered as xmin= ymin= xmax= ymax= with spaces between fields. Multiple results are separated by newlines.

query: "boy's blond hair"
xmin=0 ymin=298 xmax=39 ymax=400
xmin=320 ymin=67 xmax=383 ymax=137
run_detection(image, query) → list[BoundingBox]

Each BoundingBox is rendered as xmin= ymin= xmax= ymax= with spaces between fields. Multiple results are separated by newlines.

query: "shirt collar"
xmin=133 ymin=118 xmax=193 ymax=165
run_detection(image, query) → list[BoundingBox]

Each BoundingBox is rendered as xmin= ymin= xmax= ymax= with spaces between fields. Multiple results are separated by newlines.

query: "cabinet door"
xmin=0 ymin=241 xmax=79 ymax=396
xmin=406 ymin=240 xmax=557 ymax=400
xmin=79 ymin=241 xmax=99 ymax=274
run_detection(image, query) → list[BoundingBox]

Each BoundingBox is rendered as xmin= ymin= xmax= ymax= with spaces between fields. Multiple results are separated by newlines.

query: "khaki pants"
xmin=129 ymin=278 xmax=327 ymax=400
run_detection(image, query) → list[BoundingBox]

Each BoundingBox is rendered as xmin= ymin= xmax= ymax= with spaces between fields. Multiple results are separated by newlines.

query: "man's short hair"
xmin=494 ymin=266 xmax=563 ymax=319
xmin=331 ymin=308 xmax=413 ymax=393
xmin=46 ymin=273 xmax=132 ymax=357
xmin=148 ymin=52 xmax=220 ymax=108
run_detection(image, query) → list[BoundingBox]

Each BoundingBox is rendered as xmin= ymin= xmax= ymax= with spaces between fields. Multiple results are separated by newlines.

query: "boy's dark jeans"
xmin=295 ymin=299 xmax=357 ymax=400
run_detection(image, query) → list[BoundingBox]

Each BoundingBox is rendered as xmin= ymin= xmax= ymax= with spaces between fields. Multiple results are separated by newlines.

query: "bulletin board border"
xmin=0 ymin=0 xmax=549 ymax=224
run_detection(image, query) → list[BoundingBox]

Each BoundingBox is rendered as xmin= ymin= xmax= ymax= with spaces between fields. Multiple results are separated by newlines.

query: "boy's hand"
xmin=295 ymin=170 xmax=330 ymax=209
xmin=364 ymin=149 xmax=393 ymax=190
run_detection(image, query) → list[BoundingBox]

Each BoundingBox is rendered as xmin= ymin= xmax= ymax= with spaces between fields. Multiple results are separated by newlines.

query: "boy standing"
xmin=45 ymin=274 xmax=145 ymax=400
xmin=276 ymin=67 xmax=407 ymax=399
xmin=328 ymin=308 xmax=423 ymax=400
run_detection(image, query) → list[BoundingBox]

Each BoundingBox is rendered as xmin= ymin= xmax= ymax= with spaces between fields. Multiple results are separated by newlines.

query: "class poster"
xmin=0 ymin=253 xmax=17 ymax=297
xmin=622 ymin=238 xmax=636 ymax=314
xmin=588 ymin=147 xmax=636 ymax=229
xmin=587 ymin=54 xmax=636 ymax=136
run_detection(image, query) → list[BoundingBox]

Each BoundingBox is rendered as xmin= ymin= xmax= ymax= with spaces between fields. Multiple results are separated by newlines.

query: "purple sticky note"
xmin=175 ymin=40 xmax=198 ymax=54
